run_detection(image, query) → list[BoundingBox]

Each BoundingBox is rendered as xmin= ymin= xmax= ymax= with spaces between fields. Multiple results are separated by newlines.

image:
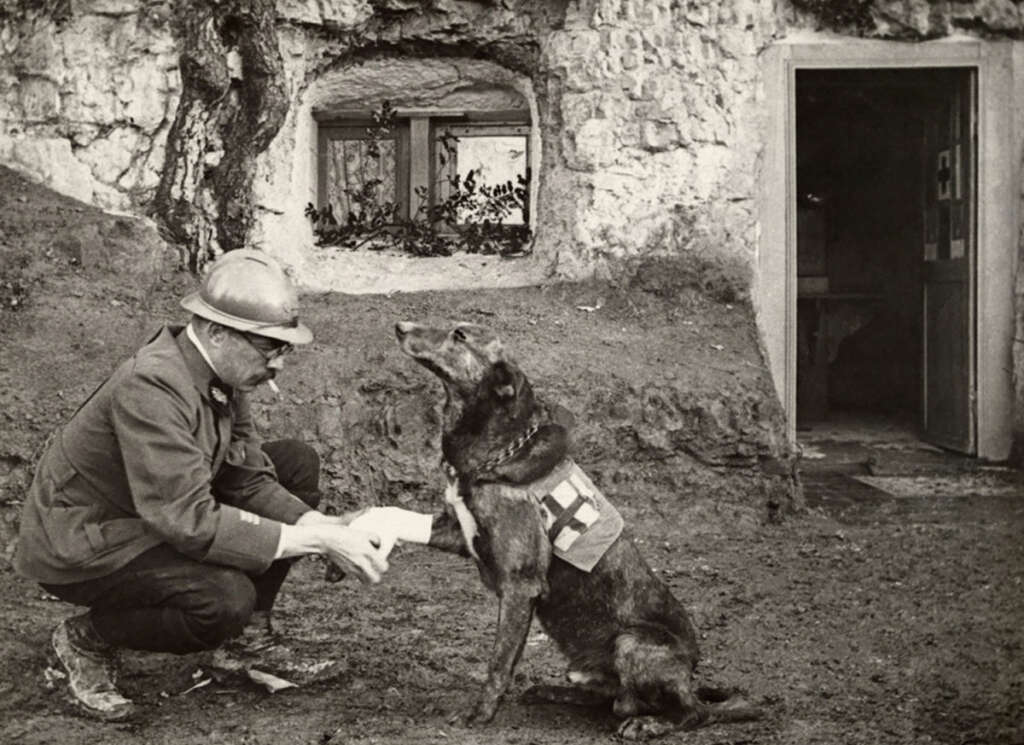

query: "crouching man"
xmin=13 ymin=249 xmax=400 ymax=721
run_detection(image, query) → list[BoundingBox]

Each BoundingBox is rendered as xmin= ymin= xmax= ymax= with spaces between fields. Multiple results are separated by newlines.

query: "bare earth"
xmin=1 ymin=167 xmax=1022 ymax=745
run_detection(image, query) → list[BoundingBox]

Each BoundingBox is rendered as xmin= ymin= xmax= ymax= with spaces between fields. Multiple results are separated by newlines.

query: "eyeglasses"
xmin=237 ymin=331 xmax=294 ymax=362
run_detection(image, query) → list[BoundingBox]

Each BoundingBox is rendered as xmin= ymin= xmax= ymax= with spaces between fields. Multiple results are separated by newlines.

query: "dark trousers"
xmin=41 ymin=440 xmax=320 ymax=654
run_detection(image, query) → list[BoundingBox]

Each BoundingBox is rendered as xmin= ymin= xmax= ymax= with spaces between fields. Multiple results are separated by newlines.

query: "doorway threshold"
xmin=796 ymin=410 xmax=980 ymax=476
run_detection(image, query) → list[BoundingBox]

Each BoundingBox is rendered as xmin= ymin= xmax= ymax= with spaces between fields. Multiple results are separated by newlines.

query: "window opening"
xmin=317 ymin=122 xmax=409 ymax=224
xmin=309 ymin=102 xmax=533 ymax=258
xmin=433 ymin=122 xmax=530 ymax=226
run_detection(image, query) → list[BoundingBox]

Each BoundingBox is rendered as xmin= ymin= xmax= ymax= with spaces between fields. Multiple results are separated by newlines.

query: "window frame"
xmin=316 ymin=119 xmax=411 ymax=222
xmin=315 ymin=109 xmax=532 ymax=231
xmin=429 ymin=117 xmax=532 ymax=227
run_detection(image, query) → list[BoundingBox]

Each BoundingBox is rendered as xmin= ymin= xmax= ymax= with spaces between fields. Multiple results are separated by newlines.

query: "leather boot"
xmin=50 ymin=614 xmax=135 ymax=722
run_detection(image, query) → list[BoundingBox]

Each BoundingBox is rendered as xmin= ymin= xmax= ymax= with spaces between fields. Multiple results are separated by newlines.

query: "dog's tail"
xmin=696 ymin=686 xmax=762 ymax=723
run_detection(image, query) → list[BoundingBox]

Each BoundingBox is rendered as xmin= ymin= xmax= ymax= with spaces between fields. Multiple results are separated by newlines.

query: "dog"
xmin=395 ymin=320 xmax=760 ymax=740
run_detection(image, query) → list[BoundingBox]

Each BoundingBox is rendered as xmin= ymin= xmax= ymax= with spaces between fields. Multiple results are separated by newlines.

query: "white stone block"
xmin=277 ymin=0 xmax=372 ymax=27
xmin=118 ymin=64 xmax=169 ymax=132
xmin=719 ymin=28 xmax=756 ymax=59
xmin=0 ymin=135 xmax=96 ymax=204
xmin=693 ymin=144 xmax=730 ymax=201
xmin=85 ymin=0 xmax=140 ymax=15
xmin=79 ymin=126 xmax=143 ymax=185
xmin=90 ymin=179 xmax=131 ymax=211
xmin=569 ymin=118 xmax=619 ymax=170
xmin=61 ymin=66 xmax=119 ymax=124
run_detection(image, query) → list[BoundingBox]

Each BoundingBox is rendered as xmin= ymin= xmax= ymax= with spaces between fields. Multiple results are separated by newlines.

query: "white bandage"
xmin=347 ymin=507 xmax=433 ymax=558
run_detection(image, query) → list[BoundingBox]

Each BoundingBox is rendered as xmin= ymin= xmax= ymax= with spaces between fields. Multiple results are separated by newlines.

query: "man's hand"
xmin=277 ymin=519 xmax=389 ymax=583
xmin=317 ymin=525 xmax=389 ymax=584
xmin=295 ymin=509 xmax=367 ymax=527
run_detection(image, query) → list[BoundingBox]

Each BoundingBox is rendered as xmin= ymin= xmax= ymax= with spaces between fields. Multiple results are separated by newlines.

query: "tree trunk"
xmin=152 ymin=0 xmax=288 ymax=272
xmin=211 ymin=0 xmax=288 ymax=254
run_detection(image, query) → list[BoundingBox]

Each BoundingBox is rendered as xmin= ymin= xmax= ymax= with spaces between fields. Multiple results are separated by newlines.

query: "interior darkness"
xmin=795 ymin=68 xmax=965 ymax=428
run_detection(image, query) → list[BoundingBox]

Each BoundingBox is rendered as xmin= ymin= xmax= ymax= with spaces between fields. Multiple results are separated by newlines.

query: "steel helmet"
xmin=180 ymin=249 xmax=313 ymax=345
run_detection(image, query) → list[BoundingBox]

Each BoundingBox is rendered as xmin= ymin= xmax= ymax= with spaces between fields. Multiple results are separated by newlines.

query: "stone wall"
xmin=536 ymin=0 xmax=776 ymax=283
xmin=3 ymin=0 xmax=1021 ymax=287
xmin=0 ymin=2 xmax=179 ymax=209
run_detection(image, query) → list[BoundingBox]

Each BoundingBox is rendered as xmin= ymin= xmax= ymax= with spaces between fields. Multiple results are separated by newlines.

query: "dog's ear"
xmin=490 ymin=361 xmax=520 ymax=400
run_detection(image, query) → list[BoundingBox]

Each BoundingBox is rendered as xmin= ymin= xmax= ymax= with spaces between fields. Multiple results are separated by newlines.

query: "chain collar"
xmin=442 ymin=418 xmax=543 ymax=480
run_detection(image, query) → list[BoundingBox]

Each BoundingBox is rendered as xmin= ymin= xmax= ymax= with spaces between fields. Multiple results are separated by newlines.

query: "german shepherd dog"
xmin=395 ymin=321 xmax=760 ymax=740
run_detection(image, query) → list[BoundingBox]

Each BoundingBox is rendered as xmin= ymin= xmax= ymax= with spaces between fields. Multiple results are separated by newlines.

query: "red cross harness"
xmin=538 ymin=470 xmax=602 ymax=552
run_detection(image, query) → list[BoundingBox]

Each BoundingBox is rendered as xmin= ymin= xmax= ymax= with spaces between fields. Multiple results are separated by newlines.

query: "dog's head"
xmin=395 ymin=321 xmax=511 ymax=399
xmin=397 ymin=321 xmax=570 ymax=480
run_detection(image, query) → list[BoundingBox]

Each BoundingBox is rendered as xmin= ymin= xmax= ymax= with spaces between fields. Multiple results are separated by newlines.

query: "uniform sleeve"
xmin=213 ymin=393 xmax=312 ymax=524
xmin=109 ymin=373 xmax=282 ymax=574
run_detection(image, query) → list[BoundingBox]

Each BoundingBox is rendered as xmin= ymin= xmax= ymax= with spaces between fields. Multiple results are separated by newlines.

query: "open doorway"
xmin=794 ymin=67 xmax=977 ymax=458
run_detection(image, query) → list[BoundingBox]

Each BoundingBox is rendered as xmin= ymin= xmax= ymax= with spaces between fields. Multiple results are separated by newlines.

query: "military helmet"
xmin=180 ymin=249 xmax=313 ymax=345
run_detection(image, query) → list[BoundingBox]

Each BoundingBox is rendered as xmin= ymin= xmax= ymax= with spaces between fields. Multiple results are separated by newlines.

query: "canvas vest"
xmin=526 ymin=458 xmax=623 ymax=572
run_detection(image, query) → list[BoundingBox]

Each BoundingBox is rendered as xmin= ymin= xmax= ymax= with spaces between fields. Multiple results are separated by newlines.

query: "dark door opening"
xmin=795 ymin=67 xmax=977 ymax=454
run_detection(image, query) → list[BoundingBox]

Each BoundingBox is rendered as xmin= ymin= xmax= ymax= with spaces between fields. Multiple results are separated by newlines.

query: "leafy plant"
xmin=306 ymin=102 xmax=532 ymax=258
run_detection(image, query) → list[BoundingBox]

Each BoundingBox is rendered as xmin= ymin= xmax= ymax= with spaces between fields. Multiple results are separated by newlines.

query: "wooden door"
xmin=921 ymin=70 xmax=976 ymax=453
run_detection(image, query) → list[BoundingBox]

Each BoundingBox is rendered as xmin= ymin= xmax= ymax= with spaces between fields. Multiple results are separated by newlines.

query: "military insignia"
xmin=209 ymin=383 xmax=230 ymax=408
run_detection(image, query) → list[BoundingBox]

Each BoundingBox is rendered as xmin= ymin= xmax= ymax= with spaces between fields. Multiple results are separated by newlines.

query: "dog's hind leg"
xmin=521 ymin=670 xmax=618 ymax=708
xmin=611 ymin=630 xmax=710 ymax=740
xmin=618 ymin=713 xmax=701 ymax=741
xmin=615 ymin=676 xmax=710 ymax=741
xmin=615 ymin=680 xmax=760 ymax=740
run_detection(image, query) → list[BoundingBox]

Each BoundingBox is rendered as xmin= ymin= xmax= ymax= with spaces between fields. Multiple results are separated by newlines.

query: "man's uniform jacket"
xmin=14 ymin=326 xmax=311 ymax=585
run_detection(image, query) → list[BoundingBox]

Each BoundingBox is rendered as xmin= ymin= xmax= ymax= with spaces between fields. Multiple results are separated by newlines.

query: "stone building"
xmin=2 ymin=0 xmax=1023 ymax=465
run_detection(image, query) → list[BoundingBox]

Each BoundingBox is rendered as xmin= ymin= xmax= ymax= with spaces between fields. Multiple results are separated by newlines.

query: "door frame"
xmin=758 ymin=40 xmax=1017 ymax=460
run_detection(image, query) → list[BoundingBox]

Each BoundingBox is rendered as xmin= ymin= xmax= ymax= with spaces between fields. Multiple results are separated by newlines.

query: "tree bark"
xmin=211 ymin=0 xmax=288 ymax=254
xmin=152 ymin=0 xmax=287 ymax=272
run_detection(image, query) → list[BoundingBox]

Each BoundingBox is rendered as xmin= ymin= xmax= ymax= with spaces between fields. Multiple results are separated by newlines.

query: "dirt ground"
xmin=1 ymin=167 xmax=1022 ymax=744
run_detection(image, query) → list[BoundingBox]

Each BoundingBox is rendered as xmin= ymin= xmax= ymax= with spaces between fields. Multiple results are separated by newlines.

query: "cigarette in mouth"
xmin=267 ymin=379 xmax=280 ymax=395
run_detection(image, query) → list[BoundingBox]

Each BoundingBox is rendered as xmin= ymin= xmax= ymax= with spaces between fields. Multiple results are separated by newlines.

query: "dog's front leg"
xmin=466 ymin=585 xmax=536 ymax=725
xmin=427 ymin=508 xmax=473 ymax=557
